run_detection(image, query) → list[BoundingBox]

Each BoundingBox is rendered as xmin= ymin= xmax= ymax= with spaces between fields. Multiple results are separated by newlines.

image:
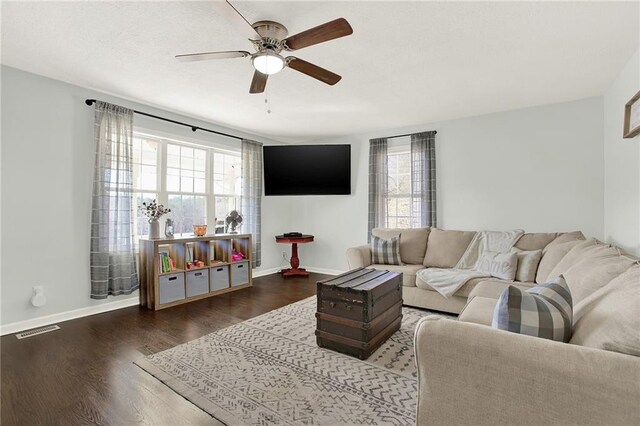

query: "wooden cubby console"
xmin=138 ymin=233 xmax=252 ymax=310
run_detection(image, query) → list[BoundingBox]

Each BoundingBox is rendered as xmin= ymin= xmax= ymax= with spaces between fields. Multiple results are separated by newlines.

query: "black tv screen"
xmin=263 ymin=144 xmax=351 ymax=195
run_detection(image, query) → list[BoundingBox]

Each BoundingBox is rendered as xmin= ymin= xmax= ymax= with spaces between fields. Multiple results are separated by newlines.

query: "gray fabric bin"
xmin=159 ymin=273 xmax=185 ymax=304
xmin=230 ymin=261 xmax=249 ymax=287
xmin=186 ymin=269 xmax=209 ymax=297
xmin=210 ymin=265 xmax=230 ymax=291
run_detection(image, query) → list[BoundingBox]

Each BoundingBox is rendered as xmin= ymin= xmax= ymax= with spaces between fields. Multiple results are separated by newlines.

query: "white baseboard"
xmin=0 ymin=297 xmax=140 ymax=336
xmin=253 ymin=266 xmax=344 ymax=278
xmin=305 ymin=267 xmax=346 ymax=276
xmin=1 ymin=267 xmax=344 ymax=336
xmin=252 ymin=267 xmax=281 ymax=278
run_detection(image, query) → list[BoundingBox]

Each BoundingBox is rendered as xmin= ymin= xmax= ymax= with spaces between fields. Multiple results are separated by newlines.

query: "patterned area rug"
xmin=135 ymin=296 xmax=449 ymax=426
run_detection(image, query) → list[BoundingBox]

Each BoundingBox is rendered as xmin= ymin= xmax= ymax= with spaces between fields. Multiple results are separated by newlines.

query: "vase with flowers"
xmin=139 ymin=200 xmax=171 ymax=239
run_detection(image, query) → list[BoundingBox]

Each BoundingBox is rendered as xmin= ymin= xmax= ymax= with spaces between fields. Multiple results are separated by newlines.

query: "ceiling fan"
xmin=175 ymin=1 xmax=353 ymax=94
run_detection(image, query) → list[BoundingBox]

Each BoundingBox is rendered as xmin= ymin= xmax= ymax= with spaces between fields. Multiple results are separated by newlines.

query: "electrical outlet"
xmin=31 ymin=286 xmax=46 ymax=307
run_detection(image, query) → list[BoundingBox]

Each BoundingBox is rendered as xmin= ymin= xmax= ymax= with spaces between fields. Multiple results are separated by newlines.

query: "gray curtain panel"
xmin=90 ymin=101 xmax=139 ymax=299
xmin=240 ymin=139 xmax=263 ymax=267
xmin=411 ymin=131 xmax=437 ymax=227
xmin=368 ymin=138 xmax=388 ymax=241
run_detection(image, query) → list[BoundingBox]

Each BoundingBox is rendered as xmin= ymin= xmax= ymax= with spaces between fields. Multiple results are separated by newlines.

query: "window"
xmin=166 ymin=144 xmax=207 ymax=234
xmin=368 ymin=132 xmax=436 ymax=237
xmin=131 ymin=137 xmax=159 ymax=239
xmin=130 ymin=133 xmax=241 ymax=242
xmin=213 ymin=151 xmax=241 ymax=232
xmin=386 ymin=146 xmax=412 ymax=228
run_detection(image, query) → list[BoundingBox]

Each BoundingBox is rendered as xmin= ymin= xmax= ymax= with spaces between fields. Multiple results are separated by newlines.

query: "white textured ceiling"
xmin=2 ymin=1 xmax=638 ymax=142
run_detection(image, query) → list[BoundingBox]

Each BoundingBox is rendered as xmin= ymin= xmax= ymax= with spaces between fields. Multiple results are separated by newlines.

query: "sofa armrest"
xmin=414 ymin=316 xmax=640 ymax=426
xmin=346 ymin=244 xmax=372 ymax=269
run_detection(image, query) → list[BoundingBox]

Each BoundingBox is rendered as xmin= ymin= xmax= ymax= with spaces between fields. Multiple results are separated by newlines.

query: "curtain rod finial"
xmin=85 ymin=99 xmax=95 ymax=106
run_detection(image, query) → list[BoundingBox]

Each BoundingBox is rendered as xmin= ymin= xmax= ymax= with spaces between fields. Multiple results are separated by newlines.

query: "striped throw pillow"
xmin=491 ymin=276 xmax=573 ymax=342
xmin=371 ymin=235 xmax=403 ymax=265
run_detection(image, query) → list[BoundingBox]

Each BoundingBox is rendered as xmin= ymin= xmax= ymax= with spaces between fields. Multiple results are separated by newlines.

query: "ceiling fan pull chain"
xmin=265 ymin=86 xmax=272 ymax=114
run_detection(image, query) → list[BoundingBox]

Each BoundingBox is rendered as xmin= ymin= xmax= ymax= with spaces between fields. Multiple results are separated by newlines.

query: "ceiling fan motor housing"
xmin=252 ymin=20 xmax=289 ymax=51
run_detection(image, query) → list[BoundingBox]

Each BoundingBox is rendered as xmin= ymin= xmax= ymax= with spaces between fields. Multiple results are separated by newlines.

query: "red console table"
xmin=275 ymin=234 xmax=314 ymax=277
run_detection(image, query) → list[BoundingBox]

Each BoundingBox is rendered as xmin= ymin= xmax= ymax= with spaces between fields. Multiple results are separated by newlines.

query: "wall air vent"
xmin=15 ymin=325 xmax=60 ymax=339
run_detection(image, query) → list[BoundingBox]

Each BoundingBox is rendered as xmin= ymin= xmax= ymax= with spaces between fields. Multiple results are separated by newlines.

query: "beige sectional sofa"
xmin=348 ymin=228 xmax=640 ymax=425
xmin=347 ymin=227 xmax=582 ymax=314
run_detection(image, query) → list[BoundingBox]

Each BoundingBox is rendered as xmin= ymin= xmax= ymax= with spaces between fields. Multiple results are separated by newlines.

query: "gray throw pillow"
xmin=491 ymin=276 xmax=573 ymax=342
xmin=370 ymin=235 xmax=403 ymax=265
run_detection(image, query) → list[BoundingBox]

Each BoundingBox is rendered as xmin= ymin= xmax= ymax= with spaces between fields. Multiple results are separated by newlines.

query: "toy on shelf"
xmin=231 ymin=249 xmax=245 ymax=262
xmin=186 ymin=260 xmax=205 ymax=269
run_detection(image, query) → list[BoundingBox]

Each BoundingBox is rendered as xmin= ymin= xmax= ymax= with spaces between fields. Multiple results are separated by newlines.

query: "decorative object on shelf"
xmin=624 ymin=90 xmax=640 ymax=138
xmin=187 ymin=260 xmax=205 ymax=269
xmin=165 ymin=218 xmax=175 ymax=238
xmin=149 ymin=220 xmax=160 ymax=239
xmin=225 ymin=210 xmax=243 ymax=233
xmin=139 ymin=200 xmax=171 ymax=239
xmin=193 ymin=224 xmax=208 ymax=236
xmin=231 ymin=248 xmax=246 ymax=262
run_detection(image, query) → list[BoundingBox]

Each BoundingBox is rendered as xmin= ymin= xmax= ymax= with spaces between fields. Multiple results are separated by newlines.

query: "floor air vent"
xmin=15 ymin=325 xmax=60 ymax=339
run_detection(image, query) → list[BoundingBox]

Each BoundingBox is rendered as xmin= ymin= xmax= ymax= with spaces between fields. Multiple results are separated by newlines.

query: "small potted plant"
xmin=139 ymin=200 xmax=171 ymax=239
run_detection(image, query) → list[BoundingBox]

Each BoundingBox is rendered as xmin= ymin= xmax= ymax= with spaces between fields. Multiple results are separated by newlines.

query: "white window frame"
xmin=131 ymin=130 xmax=241 ymax=237
xmin=386 ymin=139 xmax=412 ymax=228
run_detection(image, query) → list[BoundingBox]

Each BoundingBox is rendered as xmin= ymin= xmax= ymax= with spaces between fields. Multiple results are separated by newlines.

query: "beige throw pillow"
xmin=536 ymin=239 xmax=586 ymax=284
xmin=570 ymin=265 xmax=640 ymax=356
xmin=543 ymin=231 xmax=586 ymax=253
xmin=476 ymin=251 xmax=518 ymax=281
xmin=514 ymin=249 xmax=542 ymax=282
xmin=547 ymin=239 xmax=610 ymax=281
xmin=561 ymin=249 xmax=635 ymax=304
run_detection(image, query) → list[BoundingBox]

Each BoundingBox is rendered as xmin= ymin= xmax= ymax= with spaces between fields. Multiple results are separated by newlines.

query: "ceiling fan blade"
xmin=286 ymin=57 xmax=342 ymax=85
xmin=250 ymin=70 xmax=268 ymax=94
xmin=175 ymin=50 xmax=250 ymax=62
xmin=283 ymin=18 xmax=353 ymax=51
xmin=213 ymin=0 xmax=262 ymax=40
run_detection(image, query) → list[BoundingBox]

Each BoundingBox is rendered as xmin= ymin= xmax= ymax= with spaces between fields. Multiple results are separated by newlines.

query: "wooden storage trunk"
xmin=316 ymin=268 xmax=403 ymax=360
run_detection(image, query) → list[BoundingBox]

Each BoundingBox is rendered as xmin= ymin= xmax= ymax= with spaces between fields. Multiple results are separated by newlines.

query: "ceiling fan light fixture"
xmin=253 ymin=52 xmax=285 ymax=75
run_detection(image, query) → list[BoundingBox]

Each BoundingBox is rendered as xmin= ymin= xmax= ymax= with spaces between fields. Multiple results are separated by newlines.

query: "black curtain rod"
xmin=85 ymin=99 xmax=243 ymax=141
xmin=386 ymin=130 xmax=437 ymax=139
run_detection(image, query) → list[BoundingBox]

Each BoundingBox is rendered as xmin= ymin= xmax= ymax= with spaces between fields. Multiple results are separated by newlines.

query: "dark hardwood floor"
xmin=1 ymin=272 xmax=329 ymax=426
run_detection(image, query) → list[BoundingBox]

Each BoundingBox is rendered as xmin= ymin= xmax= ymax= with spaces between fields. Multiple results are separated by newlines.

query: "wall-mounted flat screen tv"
xmin=263 ymin=144 xmax=351 ymax=196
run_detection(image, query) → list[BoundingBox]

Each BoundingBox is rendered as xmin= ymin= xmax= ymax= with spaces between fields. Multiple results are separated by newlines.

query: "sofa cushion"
xmin=371 ymin=235 xmax=402 ymax=265
xmin=570 ymin=265 xmax=640 ymax=356
xmin=546 ymin=239 xmax=600 ymax=279
xmin=514 ymin=233 xmax=559 ymax=251
xmin=476 ymin=251 xmax=518 ymax=280
xmin=491 ymin=277 xmax=573 ymax=342
xmin=372 ymin=227 xmax=430 ymax=265
xmin=535 ymin=239 xmax=585 ymax=284
xmin=369 ymin=264 xmax=425 ymax=287
xmin=467 ymin=280 xmax=536 ymax=301
xmin=561 ymin=249 xmax=636 ymax=305
xmin=458 ymin=296 xmax=497 ymax=326
xmin=514 ymin=249 xmax=543 ymax=282
xmin=423 ymin=229 xmax=476 ymax=268
xmin=543 ymin=231 xmax=585 ymax=252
